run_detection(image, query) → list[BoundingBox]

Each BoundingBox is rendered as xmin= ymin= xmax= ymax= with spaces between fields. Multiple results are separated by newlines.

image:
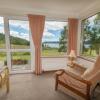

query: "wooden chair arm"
xmin=55 ymin=69 xmax=65 ymax=76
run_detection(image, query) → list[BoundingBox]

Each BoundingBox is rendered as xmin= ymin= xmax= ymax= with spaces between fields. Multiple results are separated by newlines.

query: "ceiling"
xmin=0 ymin=0 xmax=100 ymax=20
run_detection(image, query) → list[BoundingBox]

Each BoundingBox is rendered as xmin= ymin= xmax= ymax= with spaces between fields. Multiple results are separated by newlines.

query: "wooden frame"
xmin=55 ymin=69 xmax=92 ymax=100
xmin=0 ymin=67 xmax=9 ymax=93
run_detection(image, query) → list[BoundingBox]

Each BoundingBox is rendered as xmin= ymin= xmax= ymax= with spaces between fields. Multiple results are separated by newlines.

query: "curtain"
xmin=28 ymin=14 xmax=45 ymax=75
xmin=68 ymin=18 xmax=78 ymax=54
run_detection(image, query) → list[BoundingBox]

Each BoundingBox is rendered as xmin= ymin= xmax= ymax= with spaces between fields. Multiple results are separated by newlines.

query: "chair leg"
xmin=55 ymin=79 xmax=58 ymax=91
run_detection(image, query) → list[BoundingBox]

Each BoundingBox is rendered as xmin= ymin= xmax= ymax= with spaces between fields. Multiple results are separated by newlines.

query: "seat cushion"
xmin=59 ymin=73 xmax=87 ymax=95
xmin=82 ymin=56 xmax=100 ymax=80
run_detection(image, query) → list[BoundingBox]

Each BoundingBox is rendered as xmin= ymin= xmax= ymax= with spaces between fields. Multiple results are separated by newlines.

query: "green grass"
xmin=82 ymin=49 xmax=98 ymax=59
xmin=0 ymin=44 xmax=30 ymax=49
xmin=42 ymin=48 xmax=66 ymax=56
xmin=11 ymin=44 xmax=30 ymax=49
xmin=12 ymin=53 xmax=30 ymax=60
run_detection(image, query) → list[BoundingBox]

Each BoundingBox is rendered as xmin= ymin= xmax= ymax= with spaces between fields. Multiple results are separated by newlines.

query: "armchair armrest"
xmin=55 ymin=69 xmax=65 ymax=76
xmin=0 ymin=67 xmax=9 ymax=93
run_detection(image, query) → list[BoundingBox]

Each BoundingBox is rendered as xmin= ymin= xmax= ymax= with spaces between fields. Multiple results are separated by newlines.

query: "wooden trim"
xmin=58 ymin=80 xmax=86 ymax=99
xmin=41 ymin=56 xmax=67 ymax=58
xmin=78 ymin=56 xmax=95 ymax=63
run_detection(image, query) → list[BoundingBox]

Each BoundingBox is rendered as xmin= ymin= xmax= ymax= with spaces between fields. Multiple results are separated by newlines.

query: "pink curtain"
xmin=68 ymin=18 xmax=78 ymax=54
xmin=28 ymin=14 xmax=45 ymax=75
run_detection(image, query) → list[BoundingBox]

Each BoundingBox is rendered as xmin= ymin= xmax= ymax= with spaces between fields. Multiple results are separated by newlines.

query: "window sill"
xmin=77 ymin=55 xmax=96 ymax=63
xmin=41 ymin=56 xmax=67 ymax=58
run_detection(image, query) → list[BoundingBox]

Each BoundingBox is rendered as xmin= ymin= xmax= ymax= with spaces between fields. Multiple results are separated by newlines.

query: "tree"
xmin=58 ymin=26 xmax=67 ymax=52
xmin=82 ymin=19 xmax=92 ymax=54
xmin=82 ymin=13 xmax=100 ymax=56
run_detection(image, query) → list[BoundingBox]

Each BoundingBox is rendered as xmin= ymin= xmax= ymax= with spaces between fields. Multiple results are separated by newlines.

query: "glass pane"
xmin=0 ymin=52 xmax=7 ymax=69
xmin=42 ymin=21 xmax=68 ymax=56
xmin=81 ymin=13 xmax=100 ymax=58
xmin=0 ymin=17 xmax=5 ymax=49
xmin=11 ymin=52 xmax=31 ymax=70
xmin=9 ymin=20 xmax=30 ymax=49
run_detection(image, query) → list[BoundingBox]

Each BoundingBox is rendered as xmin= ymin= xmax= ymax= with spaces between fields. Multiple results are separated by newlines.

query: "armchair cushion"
xmin=58 ymin=72 xmax=87 ymax=95
xmin=82 ymin=56 xmax=100 ymax=80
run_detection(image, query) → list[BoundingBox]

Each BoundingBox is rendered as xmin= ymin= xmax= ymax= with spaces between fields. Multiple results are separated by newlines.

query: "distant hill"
xmin=0 ymin=33 xmax=30 ymax=45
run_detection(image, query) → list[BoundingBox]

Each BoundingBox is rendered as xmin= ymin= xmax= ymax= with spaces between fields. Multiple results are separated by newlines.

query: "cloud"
xmin=9 ymin=20 xmax=29 ymax=30
xmin=10 ymin=30 xmax=29 ymax=41
xmin=0 ymin=17 xmax=4 ymax=33
xmin=45 ymin=21 xmax=67 ymax=31
xmin=0 ymin=26 xmax=4 ymax=33
xmin=43 ymin=28 xmax=55 ymax=38
xmin=43 ymin=31 xmax=55 ymax=38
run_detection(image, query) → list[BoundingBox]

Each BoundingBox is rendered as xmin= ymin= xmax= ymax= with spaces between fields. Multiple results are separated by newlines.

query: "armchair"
xmin=55 ymin=56 xmax=100 ymax=100
xmin=0 ymin=67 xmax=9 ymax=93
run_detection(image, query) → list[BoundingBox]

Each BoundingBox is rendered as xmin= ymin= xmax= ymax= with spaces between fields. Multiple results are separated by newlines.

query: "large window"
xmin=81 ymin=13 xmax=100 ymax=58
xmin=9 ymin=20 xmax=31 ymax=71
xmin=0 ymin=17 xmax=33 ymax=73
xmin=42 ymin=21 xmax=68 ymax=57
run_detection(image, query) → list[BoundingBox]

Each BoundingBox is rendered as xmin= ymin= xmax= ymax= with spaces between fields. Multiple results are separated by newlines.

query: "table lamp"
xmin=68 ymin=50 xmax=76 ymax=65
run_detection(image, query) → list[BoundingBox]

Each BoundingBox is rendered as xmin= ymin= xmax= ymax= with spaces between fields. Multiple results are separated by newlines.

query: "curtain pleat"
xmin=68 ymin=18 xmax=78 ymax=54
xmin=28 ymin=14 xmax=45 ymax=75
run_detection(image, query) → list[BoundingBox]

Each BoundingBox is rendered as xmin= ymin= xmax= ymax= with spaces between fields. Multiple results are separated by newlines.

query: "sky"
xmin=0 ymin=17 xmax=67 ymax=42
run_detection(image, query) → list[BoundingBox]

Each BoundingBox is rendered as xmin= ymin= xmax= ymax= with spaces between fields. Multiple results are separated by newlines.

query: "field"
xmin=42 ymin=48 xmax=66 ymax=56
xmin=82 ymin=49 xmax=98 ymax=59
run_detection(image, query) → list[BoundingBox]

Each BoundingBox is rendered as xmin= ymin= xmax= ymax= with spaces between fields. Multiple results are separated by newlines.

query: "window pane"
xmin=81 ymin=13 xmax=100 ymax=58
xmin=0 ymin=52 xmax=7 ymax=69
xmin=42 ymin=21 xmax=68 ymax=56
xmin=9 ymin=20 xmax=30 ymax=49
xmin=0 ymin=17 xmax=5 ymax=49
xmin=11 ymin=52 xmax=31 ymax=70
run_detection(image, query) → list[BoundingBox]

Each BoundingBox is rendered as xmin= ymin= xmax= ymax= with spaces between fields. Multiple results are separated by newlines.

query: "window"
xmin=9 ymin=20 xmax=30 ymax=49
xmin=9 ymin=20 xmax=31 ymax=71
xmin=11 ymin=52 xmax=31 ymax=71
xmin=81 ymin=13 xmax=100 ymax=58
xmin=42 ymin=21 xmax=68 ymax=57
xmin=0 ymin=17 xmax=5 ymax=49
xmin=0 ymin=17 xmax=34 ymax=73
xmin=0 ymin=17 xmax=7 ymax=69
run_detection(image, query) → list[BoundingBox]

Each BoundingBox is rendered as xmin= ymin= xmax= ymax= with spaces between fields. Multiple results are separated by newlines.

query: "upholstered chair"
xmin=55 ymin=56 xmax=100 ymax=100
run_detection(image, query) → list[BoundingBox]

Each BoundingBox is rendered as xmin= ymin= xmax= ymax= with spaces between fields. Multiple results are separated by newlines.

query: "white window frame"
xmin=0 ymin=16 xmax=35 ymax=74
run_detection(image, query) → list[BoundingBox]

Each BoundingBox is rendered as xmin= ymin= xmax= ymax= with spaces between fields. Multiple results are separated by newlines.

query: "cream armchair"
xmin=55 ymin=56 xmax=100 ymax=100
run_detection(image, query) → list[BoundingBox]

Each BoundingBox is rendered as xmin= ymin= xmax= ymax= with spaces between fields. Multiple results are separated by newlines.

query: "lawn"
xmin=42 ymin=48 xmax=67 ymax=57
xmin=82 ymin=49 xmax=98 ymax=59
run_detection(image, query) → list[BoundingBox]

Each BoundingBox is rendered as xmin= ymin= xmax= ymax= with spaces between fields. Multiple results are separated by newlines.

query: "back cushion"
xmin=82 ymin=56 xmax=100 ymax=80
